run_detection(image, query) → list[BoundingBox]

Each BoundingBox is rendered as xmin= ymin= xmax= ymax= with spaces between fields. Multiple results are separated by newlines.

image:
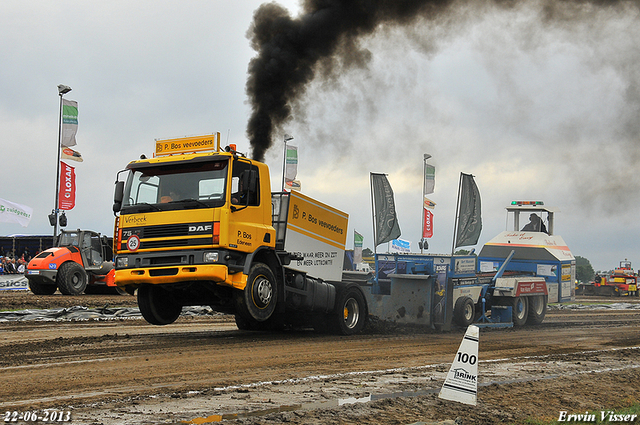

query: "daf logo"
xmin=189 ymin=225 xmax=212 ymax=232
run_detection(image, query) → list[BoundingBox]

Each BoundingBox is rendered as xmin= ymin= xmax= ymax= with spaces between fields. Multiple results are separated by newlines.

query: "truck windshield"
xmin=121 ymin=160 xmax=228 ymax=212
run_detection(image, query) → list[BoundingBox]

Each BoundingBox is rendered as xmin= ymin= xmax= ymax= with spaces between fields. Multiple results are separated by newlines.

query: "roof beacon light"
xmin=511 ymin=201 xmax=544 ymax=206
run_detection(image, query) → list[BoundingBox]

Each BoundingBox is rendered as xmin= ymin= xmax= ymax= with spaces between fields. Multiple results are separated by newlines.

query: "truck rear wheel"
xmin=330 ymin=285 xmax=367 ymax=335
xmin=138 ymin=285 xmax=182 ymax=325
xmin=27 ymin=278 xmax=57 ymax=295
xmin=57 ymin=262 xmax=88 ymax=295
xmin=237 ymin=263 xmax=278 ymax=322
xmin=526 ymin=295 xmax=547 ymax=325
xmin=453 ymin=296 xmax=475 ymax=327
xmin=512 ymin=296 xmax=529 ymax=326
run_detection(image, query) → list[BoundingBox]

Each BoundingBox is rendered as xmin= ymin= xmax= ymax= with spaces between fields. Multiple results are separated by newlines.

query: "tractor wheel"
xmin=526 ymin=295 xmax=547 ymax=325
xmin=330 ymin=284 xmax=367 ymax=335
xmin=236 ymin=263 xmax=278 ymax=322
xmin=137 ymin=285 xmax=182 ymax=325
xmin=511 ymin=296 xmax=529 ymax=326
xmin=27 ymin=278 xmax=57 ymax=295
xmin=57 ymin=262 xmax=88 ymax=295
xmin=453 ymin=296 xmax=475 ymax=327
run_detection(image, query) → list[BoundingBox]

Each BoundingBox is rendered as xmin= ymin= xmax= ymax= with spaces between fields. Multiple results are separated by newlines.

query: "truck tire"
xmin=236 ymin=263 xmax=278 ymax=322
xmin=330 ymin=285 xmax=367 ymax=335
xmin=57 ymin=262 xmax=88 ymax=295
xmin=511 ymin=296 xmax=529 ymax=326
xmin=453 ymin=296 xmax=475 ymax=327
xmin=138 ymin=284 xmax=182 ymax=325
xmin=526 ymin=295 xmax=547 ymax=325
xmin=27 ymin=278 xmax=57 ymax=295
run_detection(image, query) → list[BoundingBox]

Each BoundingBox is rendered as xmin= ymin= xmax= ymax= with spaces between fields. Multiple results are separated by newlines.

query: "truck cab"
xmin=113 ymin=135 xmax=365 ymax=334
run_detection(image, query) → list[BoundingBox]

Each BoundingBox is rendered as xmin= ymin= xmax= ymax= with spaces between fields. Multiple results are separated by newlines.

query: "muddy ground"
xmin=1 ymin=289 xmax=640 ymax=425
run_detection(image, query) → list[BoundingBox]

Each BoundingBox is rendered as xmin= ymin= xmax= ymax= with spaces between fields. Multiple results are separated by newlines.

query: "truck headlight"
xmin=204 ymin=252 xmax=219 ymax=263
xmin=116 ymin=257 xmax=129 ymax=268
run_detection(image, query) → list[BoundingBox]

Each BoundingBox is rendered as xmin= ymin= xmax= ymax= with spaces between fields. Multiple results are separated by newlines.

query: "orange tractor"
xmin=24 ymin=229 xmax=116 ymax=295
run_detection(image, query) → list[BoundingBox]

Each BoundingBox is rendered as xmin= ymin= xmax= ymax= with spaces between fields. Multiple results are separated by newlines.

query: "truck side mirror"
xmin=113 ymin=181 xmax=124 ymax=212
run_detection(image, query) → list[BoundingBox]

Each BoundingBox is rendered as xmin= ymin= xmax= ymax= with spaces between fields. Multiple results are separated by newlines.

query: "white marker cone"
xmin=438 ymin=324 xmax=479 ymax=406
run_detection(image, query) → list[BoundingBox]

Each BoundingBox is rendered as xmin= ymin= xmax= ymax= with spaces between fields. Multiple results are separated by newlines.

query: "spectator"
xmin=5 ymin=258 xmax=17 ymax=274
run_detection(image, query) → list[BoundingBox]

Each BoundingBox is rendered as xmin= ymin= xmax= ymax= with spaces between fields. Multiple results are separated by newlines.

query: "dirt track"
xmin=1 ymin=290 xmax=640 ymax=425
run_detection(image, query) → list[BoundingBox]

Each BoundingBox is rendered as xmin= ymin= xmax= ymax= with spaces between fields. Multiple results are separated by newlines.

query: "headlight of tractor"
xmin=204 ymin=252 xmax=219 ymax=263
xmin=116 ymin=256 xmax=129 ymax=268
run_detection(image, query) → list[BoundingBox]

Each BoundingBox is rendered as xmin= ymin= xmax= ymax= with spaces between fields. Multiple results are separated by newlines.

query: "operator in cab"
xmin=521 ymin=213 xmax=548 ymax=234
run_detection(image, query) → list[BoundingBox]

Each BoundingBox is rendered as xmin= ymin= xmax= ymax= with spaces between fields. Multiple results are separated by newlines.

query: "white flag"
xmin=61 ymin=99 xmax=78 ymax=147
xmin=0 ymin=198 xmax=33 ymax=227
xmin=61 ymin=147 xmax=83 ymax=162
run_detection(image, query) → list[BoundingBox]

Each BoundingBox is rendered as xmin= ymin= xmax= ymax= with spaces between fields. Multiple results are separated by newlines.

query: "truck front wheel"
xmin=138 ymin=285 xmax=182 ymax=325
xmin=237 ymin=263 xmax=278 ymax=322
xmin=57 ymin=262 xmax=88 ymax=295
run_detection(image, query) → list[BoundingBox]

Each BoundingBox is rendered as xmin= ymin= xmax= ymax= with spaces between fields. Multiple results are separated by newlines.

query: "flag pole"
xmin=53 ymin=85 xmax=72 ymax=241
xmin=450 ymin=172 xmax=463 ymax=256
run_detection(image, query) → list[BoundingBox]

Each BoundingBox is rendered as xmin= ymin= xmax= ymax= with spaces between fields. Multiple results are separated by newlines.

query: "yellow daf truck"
xmin=112 ymin=134 xmax=366 ymax=334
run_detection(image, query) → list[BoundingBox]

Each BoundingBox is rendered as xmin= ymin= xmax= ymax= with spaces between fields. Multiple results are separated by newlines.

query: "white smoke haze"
xmin=0 ymin=0 xmax=637 ymax=272
xmin=257 ymin=0 xmax=640 ymax=269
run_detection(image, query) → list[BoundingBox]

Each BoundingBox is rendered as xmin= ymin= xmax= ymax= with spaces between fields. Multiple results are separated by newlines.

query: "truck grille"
xmin=142 ymin=224 xmax=190 ymax=238
xmin=120 ymin=222 xmax=213 ymax=251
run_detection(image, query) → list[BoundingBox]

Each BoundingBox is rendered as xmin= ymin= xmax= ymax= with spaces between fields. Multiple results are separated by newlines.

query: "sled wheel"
xmin=236 ymin=263 xmax=278 ymax=322
xmin=28 ymin=278 xmax=57 ymax=295
xmin=526 ymin=295 xmax=547 ymax=325
xmin=331 ymin=285 xmax=367 ymax=335
xmin=137 ymin=284 xmax=182 ymax=325
xmin=57 ymin=262 xmax=88 ymax=295
xmin=454 ymin=296 xmax=475 ymax=327
xmin=512 ymin=296 xmax=529 ymax=326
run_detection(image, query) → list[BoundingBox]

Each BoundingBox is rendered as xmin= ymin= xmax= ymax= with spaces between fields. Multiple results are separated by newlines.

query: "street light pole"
xmin=281 ymin=133 xmax=293 ymax=192
xmin=420 ymin=153 xmax=432 ymax=254
xmin=53 ymin=84 xmax=72 ymax=240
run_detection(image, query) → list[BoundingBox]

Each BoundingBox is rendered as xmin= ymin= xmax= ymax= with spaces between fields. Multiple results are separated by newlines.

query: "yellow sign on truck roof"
xmin=155 ymin=133 xmax=220 ymax=156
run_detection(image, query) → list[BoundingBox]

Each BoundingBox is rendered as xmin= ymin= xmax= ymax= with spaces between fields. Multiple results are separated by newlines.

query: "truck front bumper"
xmin=115 ymin=263 xmax=247 ymax=290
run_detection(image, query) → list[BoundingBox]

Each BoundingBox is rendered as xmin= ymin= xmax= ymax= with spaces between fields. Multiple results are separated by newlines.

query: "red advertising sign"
xmin=58 ymin=162 xmax=76 ymax=211
xmin=423 ymin=208 xmax=433 ymax=238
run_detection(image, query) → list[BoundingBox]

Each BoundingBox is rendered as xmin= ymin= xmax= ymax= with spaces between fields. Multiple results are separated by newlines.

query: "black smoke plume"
xmin=245 ymin=0 xmax=638 ymax=162
xmin=245 ymin=0 xmax=460 ymax=161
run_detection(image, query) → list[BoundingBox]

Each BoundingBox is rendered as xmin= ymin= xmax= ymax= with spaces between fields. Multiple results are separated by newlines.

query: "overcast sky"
xmin=1 ymin=0 xmax=638 ymax=272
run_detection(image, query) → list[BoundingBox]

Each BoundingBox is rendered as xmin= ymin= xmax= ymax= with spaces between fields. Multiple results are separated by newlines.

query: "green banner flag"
xmin=285 ymin=145 xmax=298 ymax=183
xmin=354 ymin=231 xmax=363 ymax=248
xmin=61 ymin=99 xmax=78 ymax=147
